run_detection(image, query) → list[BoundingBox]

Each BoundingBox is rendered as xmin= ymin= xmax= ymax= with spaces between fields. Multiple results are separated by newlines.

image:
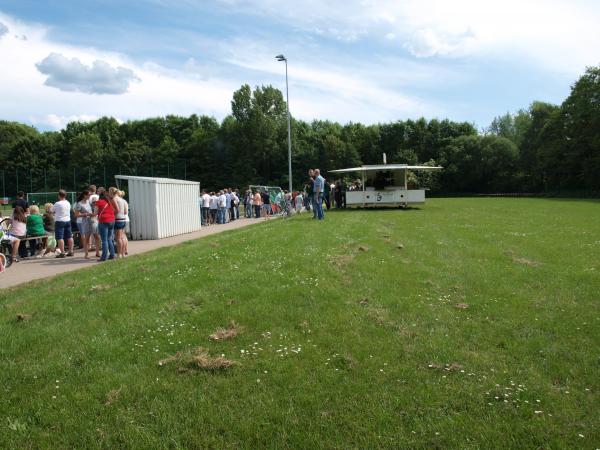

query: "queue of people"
xmin=200 ymin=188 xmax=241 ymax=226
xmin=1 ymin=186 xmax=129 ymax=264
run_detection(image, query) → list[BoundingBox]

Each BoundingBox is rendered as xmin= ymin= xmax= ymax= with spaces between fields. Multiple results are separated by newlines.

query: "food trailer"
xmin=329 ymin=163 xmax=442 ymax=208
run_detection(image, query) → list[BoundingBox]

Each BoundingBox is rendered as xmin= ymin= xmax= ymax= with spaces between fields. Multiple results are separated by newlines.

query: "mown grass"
xmin=1 ymin=198 xmax=599 ymax=449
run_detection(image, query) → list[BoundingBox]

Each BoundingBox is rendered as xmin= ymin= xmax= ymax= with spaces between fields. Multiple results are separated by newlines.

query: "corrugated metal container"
xmin=115 ymin=176 xmax=201 ymax=240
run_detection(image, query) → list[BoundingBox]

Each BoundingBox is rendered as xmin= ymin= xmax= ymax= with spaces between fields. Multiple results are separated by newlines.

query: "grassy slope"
xmin=1 ymin=198 xmax=599 ymax=449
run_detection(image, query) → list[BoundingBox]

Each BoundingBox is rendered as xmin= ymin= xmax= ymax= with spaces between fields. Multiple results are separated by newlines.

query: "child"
xmin=42 ymin=203 xmax=57 ymax=256
xmin=26 ymin=205 xmax=46 ymax=257
xmin=9 ymin=206 xmax=27 ymax=263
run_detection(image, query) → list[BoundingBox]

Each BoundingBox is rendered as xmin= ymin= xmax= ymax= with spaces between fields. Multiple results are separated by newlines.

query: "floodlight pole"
xmin=277 ymin=54 xmax=293 ymax=192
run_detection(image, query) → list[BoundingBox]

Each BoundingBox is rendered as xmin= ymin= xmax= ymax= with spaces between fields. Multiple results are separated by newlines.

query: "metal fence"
xmin=0 ymin=162 xmax=191 ymax=205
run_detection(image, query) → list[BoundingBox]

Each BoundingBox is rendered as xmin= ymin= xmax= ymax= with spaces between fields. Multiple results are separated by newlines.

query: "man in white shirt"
xmin=209 ymin=192 xmax=218 ymax=224
xmin=201 ymin=190 xmax=211 ymax=226
xmin=217 ymin=190 xmax=227 ymax=224
xmin=230 ymin=190 xmax=239 ymax=221
xmin=53 ymin=189 xmax=74 ymax=257
xmin=88 ymin=185 xmax=100 ymax=257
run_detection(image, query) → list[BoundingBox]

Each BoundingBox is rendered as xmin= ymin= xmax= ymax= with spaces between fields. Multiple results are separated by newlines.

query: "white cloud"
xmin=0 ymin=13 xmax=237 ymax=129
xmin=0 ymin=11 xmax=447 ymax=130
xmin=31 ymin=114 xmax=101 ymax=130
xmin=404 ymin=28 xmax=476 ymax=58
xmin=36 ymin=53 xmax=140 ymax=94
xmin=215 ymin=0 xmax=600 ymax=74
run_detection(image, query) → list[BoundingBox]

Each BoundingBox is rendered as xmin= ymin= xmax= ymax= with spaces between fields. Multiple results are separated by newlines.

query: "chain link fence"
xmin=1 ymin=161 xmax=192 ymax=210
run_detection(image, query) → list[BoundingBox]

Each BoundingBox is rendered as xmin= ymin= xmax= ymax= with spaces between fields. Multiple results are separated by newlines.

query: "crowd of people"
xmin=0 ymin=186 xmax=129 ymax=266
xmin=0 ymin=173 xmax=350 ymax=272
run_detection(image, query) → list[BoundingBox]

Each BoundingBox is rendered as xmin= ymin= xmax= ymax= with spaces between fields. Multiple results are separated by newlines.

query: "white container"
xmin=115 ymin=176 xmax=201 ymax=240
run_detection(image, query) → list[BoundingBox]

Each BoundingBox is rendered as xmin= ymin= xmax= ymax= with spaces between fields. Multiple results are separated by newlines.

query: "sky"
xmin=0 ymin=0 xmax=599 ymax=131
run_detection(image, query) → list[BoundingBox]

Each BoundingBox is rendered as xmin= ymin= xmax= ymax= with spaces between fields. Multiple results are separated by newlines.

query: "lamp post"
xmin=276 ymin=54 xmax=293 ymax=192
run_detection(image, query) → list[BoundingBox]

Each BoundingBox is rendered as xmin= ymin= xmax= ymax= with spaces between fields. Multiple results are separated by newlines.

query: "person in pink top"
xmin=8 ymin=206 xmax=27 ymax=263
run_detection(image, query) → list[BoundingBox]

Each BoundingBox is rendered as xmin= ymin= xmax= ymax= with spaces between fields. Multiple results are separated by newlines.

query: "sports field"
xmin=1 ymin=198 xmax=599 ymax=449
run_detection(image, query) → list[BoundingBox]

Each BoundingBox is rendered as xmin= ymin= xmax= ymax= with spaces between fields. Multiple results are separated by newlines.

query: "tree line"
xmin=1 ymin=66 xmax=599 ymax=195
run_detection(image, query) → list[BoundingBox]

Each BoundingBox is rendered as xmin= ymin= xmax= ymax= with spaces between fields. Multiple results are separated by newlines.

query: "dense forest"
xmin=1 ymin=66 xmax=599 ymax=195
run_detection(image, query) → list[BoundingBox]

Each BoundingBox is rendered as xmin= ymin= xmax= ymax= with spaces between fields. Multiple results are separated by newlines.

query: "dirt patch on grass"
xmin=428 ymin=362 xmax=463 ymax=372
xmin=209 ymin=321 xmax=243 ymax=341
xmin=16 ymin=313 xmax=31 ymax=322
xmin=357 ymin=299 xmax=415 ymax=337
xmin=209 ymin=242 xmax=220 ymax=248
xmin=159 ymin=347 xmax=239 ymax=372
xmin=328 ymin=253 xmax=356 ymax=270
xmin=89 ymin=284 xmax=114 ymax=293
xmin=358 ymin=245 xmax=369 ymax=252
xmin=512 ymin=256 xmax=540 ymax=267
xmin=104 ymin=387 xmax=122 ymax=405
xmin=455 ymin=303 xmax=469 ymax=309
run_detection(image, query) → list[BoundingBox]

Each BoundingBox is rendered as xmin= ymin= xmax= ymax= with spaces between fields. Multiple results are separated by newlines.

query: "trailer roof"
xmin=329 ymin=164 xmax=442 ymax=173
xmin=115 ymin=175 xmax=200 ymax=185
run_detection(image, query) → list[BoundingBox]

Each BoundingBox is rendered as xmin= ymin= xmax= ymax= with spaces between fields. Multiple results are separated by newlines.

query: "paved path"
xmin=1 ymin=218 xmax=268 ymax=290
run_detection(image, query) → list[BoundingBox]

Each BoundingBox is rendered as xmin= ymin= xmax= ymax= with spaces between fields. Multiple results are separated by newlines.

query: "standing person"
xmin=209 ymin=192 xmax=218 ymax=224
xmin=284 ymin=190 xmax=292 ymax=216
xmin=230 ymin=190 xmax=239 ymax=221
xmin=224 ymin=189 xmax=232 ymax=223
xmin=12 ymin=191 xmax=29 ymax=212
xmin=74 ymin=190 xmax=93 ymax=259
xmin=54 ymin=189 xmax=75 ymax=258
xmin=261 ymin=190 xmax=271 ymax=220
xmin=217 ymin=190 xmax=227 ymax=224
xmin=295 ymin=191 xmax=303 ymax=213
xmin=314 ymin=169 xmax=325 ymax=220
xmin=234 ymin=189 xmax=241 ymax=219
xmin=88 ymin=185 xmax=100 ymax=258
xmin=334 ymin=181 xmax=342 ymax=208
xmin=8 ymin=206 xmax=27 ymax=262
xmin=111 ymin=188 xmax=129 ymax=259
xmin=94 ymin=187 xmax=116 ymax=261
xmin=201 ymin=190 xmax=211 ymax=226
xmin=244 ymin=190 xmax=253 ymax=218
xmin=308 ymin=169 xmax=317 ymax=219
xmin=253 ymin=190 xmax=262 ymax=219
xmin=119 ymin=190 xmax=129 ymax=257
xmin=323 ymin=179 xmax=331 ymax=210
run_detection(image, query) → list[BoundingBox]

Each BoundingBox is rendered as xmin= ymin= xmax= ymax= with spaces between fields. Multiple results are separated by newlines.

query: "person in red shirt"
xmin=93 ymin=187 xmax=117 ymax=261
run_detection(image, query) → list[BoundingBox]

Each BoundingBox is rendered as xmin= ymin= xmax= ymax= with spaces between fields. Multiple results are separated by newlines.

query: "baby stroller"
xmin=0 ymin=218 xmax=13 ymax=269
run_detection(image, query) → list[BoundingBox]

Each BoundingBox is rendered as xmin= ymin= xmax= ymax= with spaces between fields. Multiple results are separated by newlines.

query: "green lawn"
xmin=1 ymin=198 xmax=599 ymax=449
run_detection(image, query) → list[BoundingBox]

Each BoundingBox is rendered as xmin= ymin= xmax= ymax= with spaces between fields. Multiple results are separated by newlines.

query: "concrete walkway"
xmin=1 ymin=217 xmax=268 ymax=289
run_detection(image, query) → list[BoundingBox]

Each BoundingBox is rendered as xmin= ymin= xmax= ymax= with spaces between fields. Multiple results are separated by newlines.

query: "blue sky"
xmin=0 ymin=0 xmax=599 ymax=131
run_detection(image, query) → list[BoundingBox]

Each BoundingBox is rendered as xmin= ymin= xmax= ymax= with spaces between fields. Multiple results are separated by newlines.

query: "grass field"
xmin=1 ymin=198 xmax=599 ymax=449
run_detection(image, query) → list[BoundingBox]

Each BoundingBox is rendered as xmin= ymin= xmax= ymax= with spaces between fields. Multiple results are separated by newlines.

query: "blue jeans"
xmin=311 ymin=194 xmax=318 ymax=218
xmin=217 ymin=207 xmax=226 ymax=224
xmin=315 ymin=193 xmax=325 ymax=220
xmin=98 ymin=222 xmax=115 ymax=260
xmin=201 ymin=207 xmax=209 ymax=225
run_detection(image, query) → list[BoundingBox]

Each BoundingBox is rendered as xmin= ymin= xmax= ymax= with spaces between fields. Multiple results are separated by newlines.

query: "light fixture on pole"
xmin=276 ymin=54 xmax=293 ymax=192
